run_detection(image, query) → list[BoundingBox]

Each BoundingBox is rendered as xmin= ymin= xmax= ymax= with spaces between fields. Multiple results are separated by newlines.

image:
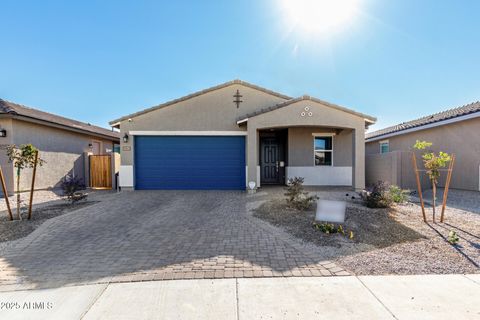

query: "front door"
xmin=91 ymin=141 xmax=101 ymax=155
xmin=261 ymin=138 xmax=280 ymax=184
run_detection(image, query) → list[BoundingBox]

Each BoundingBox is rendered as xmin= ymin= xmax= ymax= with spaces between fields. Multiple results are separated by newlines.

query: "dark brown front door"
xmin=261 ymin=138 xmax=280 ymax=184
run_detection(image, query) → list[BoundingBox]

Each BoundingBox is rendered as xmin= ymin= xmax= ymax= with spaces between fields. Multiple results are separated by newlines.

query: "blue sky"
xmin=1 ymin=0 xmax=479 ymax=132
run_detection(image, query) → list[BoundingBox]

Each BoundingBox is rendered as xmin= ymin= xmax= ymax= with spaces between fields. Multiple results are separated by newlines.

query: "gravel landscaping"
xmin=253 ymin=191 xmax=480 ymax=275
xmin=0 ymin=201 xmax=96 ymax=243
xmin=0 ymin=190 xmax=112 ymax=245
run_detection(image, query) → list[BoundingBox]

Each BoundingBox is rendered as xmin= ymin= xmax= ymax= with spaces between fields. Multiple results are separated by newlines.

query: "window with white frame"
xmin=314 ymin=136 xmax=333 ymax=166
xmin=379 ymin=140 xmax=389 ymax=154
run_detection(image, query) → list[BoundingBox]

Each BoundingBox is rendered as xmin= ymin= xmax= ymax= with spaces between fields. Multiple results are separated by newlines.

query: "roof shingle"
xmin=0 ymin=99 xmax=120 ymax=140
xmin=366 ymin=101 xmax=480 ymax=140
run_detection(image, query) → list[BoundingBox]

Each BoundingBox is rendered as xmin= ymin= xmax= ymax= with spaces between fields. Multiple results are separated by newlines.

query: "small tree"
xmin=6 ymin=144 xmax=45 ymax=220
xmin=413 ymin=140 xmax=451 ymax=222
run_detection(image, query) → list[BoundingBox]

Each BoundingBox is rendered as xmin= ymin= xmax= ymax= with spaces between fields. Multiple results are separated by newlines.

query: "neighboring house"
xmin=365 ymin=101 xmax=480 ymax=191
xmin=0 ymin=99 xmax=120 ymax=195
xmin=109 ymin=80 xmax=376 ymax=191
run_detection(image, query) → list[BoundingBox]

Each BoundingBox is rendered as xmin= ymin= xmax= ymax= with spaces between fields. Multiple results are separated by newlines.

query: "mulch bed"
xmin=254 ymin=198 xmax=480 ymax=275
xmin=0 ymin=201 xmax=96 ymax=243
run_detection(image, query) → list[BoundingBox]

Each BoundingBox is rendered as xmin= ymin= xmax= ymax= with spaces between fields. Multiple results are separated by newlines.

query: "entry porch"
xmin=252 ymin=127 xmax=357 ymax=189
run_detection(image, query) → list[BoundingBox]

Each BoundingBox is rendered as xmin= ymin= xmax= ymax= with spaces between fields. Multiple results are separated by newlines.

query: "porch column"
xmin=352 ymin=127 xmax=365 ymax=191
xmin=247 ymin=125 xmax=259 ymax=189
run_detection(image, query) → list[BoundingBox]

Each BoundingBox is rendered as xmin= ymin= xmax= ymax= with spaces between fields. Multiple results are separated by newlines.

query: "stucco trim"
xmin=129 ymin=131 xmax=247 ymax=136
xmin=286 ymin=166 xmax=352 ymax=186
xmin=109 ymin=79 xmax=292 ymax=125
xmin=119 ymin=165 xmax=134 ymax=187
xmin=312 ymin=132 xmax=336 ymax=136
xmin=236 ymin=118 xmax=248 ymax=125
xmin=366 ymin=111 xmax=480 ymax=142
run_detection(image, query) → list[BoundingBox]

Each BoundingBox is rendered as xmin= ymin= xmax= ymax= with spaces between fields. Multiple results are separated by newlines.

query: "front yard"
xmin=0 ymin=190 xmax=109 ymax=246
xmin=253 ymin=189 xmax=479 ymax=275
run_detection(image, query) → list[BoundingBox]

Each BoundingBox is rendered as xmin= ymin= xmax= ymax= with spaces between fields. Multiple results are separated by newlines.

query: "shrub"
xmin=312 ymin=222 xmax=354 ymax=239
xmin=361 ymin=181 xmax=393 ymax=208
xmin=389 ymin=185 xmax=410 ymax=204
xmin=61 ymin=175 xmax=86 ymax=204
xmin=284 ymin=177 xmax=318 ymax=210
xmin=313 ymin=222 xmax=336 ymax=234
xmin=448 ymin=231 xmax=459 ymax=245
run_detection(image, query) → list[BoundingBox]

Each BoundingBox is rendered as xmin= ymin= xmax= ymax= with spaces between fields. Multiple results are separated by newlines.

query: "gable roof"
xmin=236 ymin=95 xmax=376 ymax=124
xmin=109 ymin=79 xmax=292 ymax=126
xmin=366 ymin=101 xmax=480 ymax=141
xmin=0 ymin=99 xmax=120 ymax=141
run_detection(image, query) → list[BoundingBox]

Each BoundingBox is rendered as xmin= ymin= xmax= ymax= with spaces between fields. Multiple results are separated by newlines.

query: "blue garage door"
xmin=134 ymin=136 xmax=246 ymax=190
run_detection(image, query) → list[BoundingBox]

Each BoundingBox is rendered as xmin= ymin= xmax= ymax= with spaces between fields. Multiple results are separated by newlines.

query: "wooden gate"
xmin=90 ymin=155 xmax=112 ymax=189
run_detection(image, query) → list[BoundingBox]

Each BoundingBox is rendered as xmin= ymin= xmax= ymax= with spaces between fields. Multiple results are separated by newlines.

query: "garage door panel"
xmin=134 ymin=136 xmax=246 ymax=190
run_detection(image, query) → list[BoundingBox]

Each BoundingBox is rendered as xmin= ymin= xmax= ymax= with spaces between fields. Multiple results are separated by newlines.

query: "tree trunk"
xmin=16 ymin=168 xmax=21 ymax=220
xmin=432 ymin=181 xmax=436 ymax=223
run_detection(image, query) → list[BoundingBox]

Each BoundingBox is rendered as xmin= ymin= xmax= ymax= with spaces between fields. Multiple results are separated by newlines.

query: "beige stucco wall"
xmin=1 ymin=119 xmax=117 ymax=193
xmin=117 ymin=84 xmax=288 ymax=166
xmin=366 ymin=117 xmax=480 ymax=191
xmin=246 ymin=99 xmax=366 ymax=190
xmin=117 ymin=84 xmax=369 ymax=190
xmin=287 ymin=127 xmax=353 ymax=167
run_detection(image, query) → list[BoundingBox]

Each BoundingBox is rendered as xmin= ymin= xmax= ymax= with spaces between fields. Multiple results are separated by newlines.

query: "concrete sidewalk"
xmin=0 ymin=275 xmax=478 ymax=320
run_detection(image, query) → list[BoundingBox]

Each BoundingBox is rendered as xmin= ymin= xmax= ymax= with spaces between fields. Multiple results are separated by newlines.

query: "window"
xmin=380 ymin=140 xmax=389 ymax=154
xmin=314 ymin=136 xmax=332 ymax=166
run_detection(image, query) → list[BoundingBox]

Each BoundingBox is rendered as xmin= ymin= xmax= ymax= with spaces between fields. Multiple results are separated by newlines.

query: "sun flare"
xmin=281 ymin=0 xmax=360 ymax=34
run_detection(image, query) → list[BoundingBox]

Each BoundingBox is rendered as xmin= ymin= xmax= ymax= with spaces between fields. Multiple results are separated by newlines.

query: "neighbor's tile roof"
xmin=366 ymin=101 xmax=480 ymax=140
xmin=236 ymin=95 xmax=376 ymax=123
xmin=0 ymin=99 xmax=120 ymax=140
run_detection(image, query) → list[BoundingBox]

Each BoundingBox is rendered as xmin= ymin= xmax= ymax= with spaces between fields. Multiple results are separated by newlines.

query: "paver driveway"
xmin=0 ymin=191 xmax=347 ymax=289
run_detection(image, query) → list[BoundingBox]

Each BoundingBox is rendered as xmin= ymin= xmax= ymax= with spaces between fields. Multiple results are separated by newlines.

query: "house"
xmin=109 ymin=80 xmax=376 ymax=191
xmin=365 ymin=101 xmax=480 ymax=191
xmin=0 ymin=99 xmax=120 ymax=194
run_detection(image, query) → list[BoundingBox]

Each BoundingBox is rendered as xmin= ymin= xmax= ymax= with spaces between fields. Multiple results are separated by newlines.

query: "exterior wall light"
xmin=123 ymin=133 xmax=129 ymax=143
xmin=0 ymin=129 xmax=6 ymax=137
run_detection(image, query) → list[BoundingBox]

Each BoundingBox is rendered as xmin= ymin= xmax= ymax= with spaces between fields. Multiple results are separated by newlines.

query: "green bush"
xmin=312 ymin=222 xmax=353 ymax=239
xmin=313 ymin=222 xmax=336 ymax=233
xmin=61 ymin=175 xmax=87 ymax=204
xmin=448 ymin=231 xmax=459 ymax=245
xmin=361 ymin=181 xmax=393 ymax=208
xmin=389 ymin=185 xmax=410 ymax=203
xmin=362 ymin=182 xmax=410 ymax=208
xmin=284 ymin=177 xmax=318 ymax=210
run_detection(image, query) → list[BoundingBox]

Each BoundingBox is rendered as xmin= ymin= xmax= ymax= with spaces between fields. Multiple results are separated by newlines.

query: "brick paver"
xmin=0 ymin=190 xmax=347 ymax=289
